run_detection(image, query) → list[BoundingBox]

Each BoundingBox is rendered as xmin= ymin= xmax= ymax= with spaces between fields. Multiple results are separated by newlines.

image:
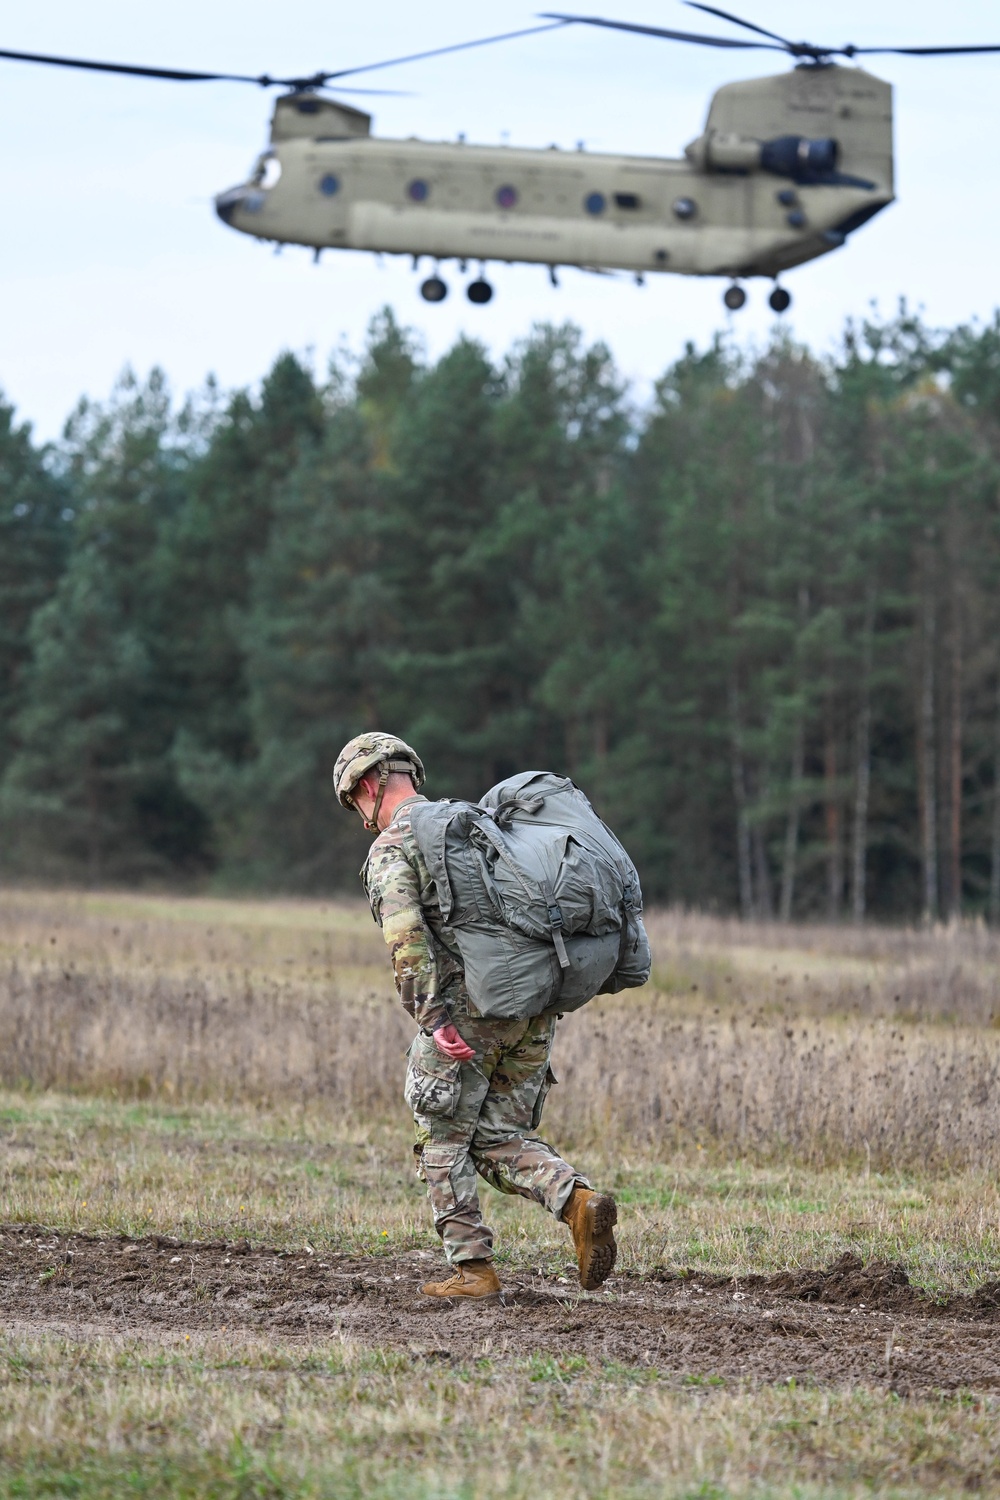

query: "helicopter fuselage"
xmin=215 ymin=64 xmax=894 ymax=286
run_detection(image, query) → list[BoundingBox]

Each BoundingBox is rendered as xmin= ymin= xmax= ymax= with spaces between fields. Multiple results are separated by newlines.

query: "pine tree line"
xmin=3 ymin=307 xmax=1000 ymax=919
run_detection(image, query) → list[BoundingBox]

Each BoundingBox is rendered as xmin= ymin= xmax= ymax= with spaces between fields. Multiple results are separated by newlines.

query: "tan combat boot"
xmin=562 ymin=1186 xmax=618 ymax=1290
xmin=420 ymin=1259 xmax=502 ymax=1298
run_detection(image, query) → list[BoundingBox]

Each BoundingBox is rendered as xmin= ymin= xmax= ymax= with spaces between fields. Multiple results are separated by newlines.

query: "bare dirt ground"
xmin=4 ymin=1225 xmax=999 ymax=1396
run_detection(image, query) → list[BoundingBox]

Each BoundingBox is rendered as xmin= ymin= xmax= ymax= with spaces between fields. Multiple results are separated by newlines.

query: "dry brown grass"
xmin=643 ymin=908 xmax=1000 ymax=1025
xmin=565 ymin=1000 xmax=1000 ymax=1168
xmin=2 ymin=889 xmax=1000 ymax=1171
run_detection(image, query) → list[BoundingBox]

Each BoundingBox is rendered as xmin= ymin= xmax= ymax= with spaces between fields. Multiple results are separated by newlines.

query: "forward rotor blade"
xmin=539 ymin=13 xmax=783 ymax=49
xmin=684 ymin=2 xmax=793 ymax=47
xmin=0 ymin=23 xmax=565 ymax=91
xmin=0 ymin=46 xmax=272 ymax=83
xmin=320 ymin=21 xmax=569 ymax=80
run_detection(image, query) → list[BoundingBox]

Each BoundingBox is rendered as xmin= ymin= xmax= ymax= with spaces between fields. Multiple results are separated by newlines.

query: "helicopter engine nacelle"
xmin=688 ymin=130 xmax=840 ymax=183
xmin=759 ymin=135 xmax=838 ymax=182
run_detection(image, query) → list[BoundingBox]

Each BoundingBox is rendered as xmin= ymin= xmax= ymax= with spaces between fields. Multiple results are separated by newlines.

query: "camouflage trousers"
xmin=405 ymin=1009 xmax=589 ymax=1264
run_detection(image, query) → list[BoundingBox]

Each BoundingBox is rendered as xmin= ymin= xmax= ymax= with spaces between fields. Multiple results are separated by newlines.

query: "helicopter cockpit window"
xmin=251 ymin=153 xmax=282 ymax=190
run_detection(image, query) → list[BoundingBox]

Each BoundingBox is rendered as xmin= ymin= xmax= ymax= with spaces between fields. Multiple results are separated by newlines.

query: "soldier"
xmin=333 ymin=731 xmax=617 ymax=1300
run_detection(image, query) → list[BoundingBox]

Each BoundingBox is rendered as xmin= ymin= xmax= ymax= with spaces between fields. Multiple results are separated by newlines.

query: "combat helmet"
xmin=333 ymin=731 xmax=425 ymax=832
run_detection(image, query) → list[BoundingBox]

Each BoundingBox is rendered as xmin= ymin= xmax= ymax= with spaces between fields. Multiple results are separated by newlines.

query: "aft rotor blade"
xmin=321 ymin=21 xmax=570 ymax=80
xmin=312 ymin=87 xmax=413 ymax=95
xmin=539 ymin=13 xmax=783 ymax=49
xmin=848 ymin=42 xmax=1000 ymax=55
xmin=684 ymin=2 xmax=793 ymax=47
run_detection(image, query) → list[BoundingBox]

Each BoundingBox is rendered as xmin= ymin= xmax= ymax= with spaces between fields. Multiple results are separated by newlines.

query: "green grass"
xmin=4 ymin=1091 xmax=1000 ymax=1290
xmin=1 ymin=1327 xmax=999 ymax=1499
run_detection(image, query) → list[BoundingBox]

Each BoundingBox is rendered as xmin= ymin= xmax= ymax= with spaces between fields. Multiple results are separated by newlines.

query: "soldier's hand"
xmin=433 ymin=1022 xmax=475 ymax=1061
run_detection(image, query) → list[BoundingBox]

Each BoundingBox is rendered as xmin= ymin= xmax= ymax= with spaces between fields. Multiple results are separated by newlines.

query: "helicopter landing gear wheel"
xmin=723 ymin=283 xmax=747 ymax=311
xmin=420 ymin=275 xmax=448 ymax=303
xmin=769 ymin=286 xmax=791 ymax=313
xmin=467 ymin=278 xmax=493 ymax=304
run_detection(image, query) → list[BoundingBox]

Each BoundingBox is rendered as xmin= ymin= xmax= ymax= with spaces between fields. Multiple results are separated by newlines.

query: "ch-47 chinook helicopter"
xmin=3 ymin=7 xmax=999 ymax=311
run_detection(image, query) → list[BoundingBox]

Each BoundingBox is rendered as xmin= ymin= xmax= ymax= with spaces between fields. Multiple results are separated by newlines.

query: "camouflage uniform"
xmin=364 ymin=794 xmax=589 ymax=1264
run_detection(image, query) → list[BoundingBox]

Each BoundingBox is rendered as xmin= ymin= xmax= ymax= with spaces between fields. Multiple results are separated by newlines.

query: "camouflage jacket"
xmin=362 ymin=794 xmax=468 ymax=1033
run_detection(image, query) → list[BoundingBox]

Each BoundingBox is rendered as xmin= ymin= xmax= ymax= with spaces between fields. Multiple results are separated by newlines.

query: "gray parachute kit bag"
xmin=407 ymin=771 xmax=651 ymax=1021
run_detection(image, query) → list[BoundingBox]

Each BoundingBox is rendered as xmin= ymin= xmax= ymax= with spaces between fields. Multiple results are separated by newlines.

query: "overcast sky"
xmin=3 ymin=1 xmax=998 ymax=438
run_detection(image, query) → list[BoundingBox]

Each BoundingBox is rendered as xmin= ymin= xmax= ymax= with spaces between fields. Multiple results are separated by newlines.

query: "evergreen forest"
xmin=4 ymin=306 xmax=1000 ymax=921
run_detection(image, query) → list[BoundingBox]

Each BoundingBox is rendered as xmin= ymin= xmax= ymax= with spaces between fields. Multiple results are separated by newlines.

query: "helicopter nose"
xmin=214 ymin=187 xmax=245 ymax=225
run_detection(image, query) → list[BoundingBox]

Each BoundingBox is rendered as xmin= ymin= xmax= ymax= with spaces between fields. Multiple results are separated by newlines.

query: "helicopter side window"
xmin=251 ymin=153 xmax=282 ymax=190
xmin=614 ymin=193 xmax=640 ymax=210
xmin=584 ymin=192 xmax=606 ymax=215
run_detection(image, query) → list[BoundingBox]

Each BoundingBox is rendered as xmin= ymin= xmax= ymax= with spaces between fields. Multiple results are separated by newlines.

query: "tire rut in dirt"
xmin=3 ymin=1227 xmax=999 ymax=1394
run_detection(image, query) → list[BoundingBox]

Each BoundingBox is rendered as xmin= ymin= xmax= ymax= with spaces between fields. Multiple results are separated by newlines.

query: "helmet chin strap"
xmin=363 ymin=764 xmax=390 ymax=833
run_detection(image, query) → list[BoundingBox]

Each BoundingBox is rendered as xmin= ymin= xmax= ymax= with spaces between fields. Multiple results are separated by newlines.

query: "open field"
xmin=2 ymin=890 xmax=1000 ymax=1496
xmin=5 ymin=892 xmax=1000 ymax=1169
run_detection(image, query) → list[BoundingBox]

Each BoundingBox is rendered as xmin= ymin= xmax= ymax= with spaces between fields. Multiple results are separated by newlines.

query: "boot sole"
xmin=420 ymin=1288 xmax=502 ymax=1300
xmin=581 ymin=1194 xmax=618 ymax=1290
